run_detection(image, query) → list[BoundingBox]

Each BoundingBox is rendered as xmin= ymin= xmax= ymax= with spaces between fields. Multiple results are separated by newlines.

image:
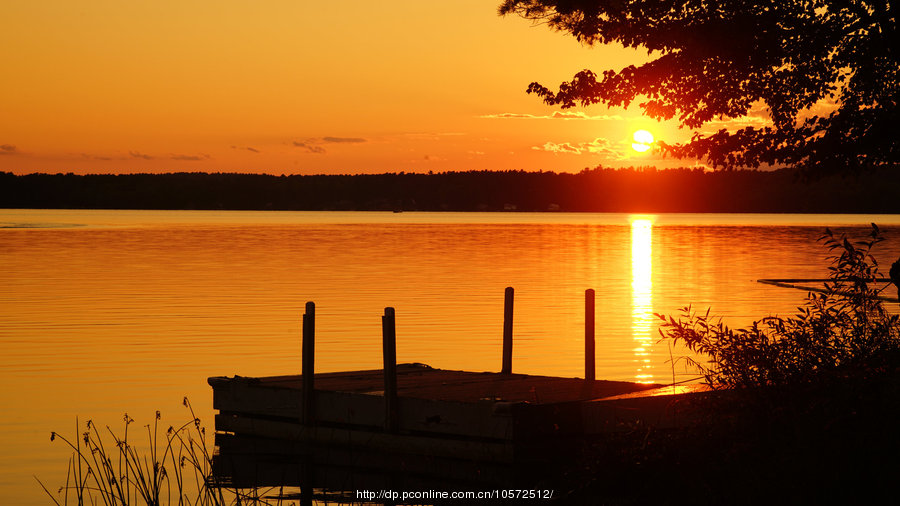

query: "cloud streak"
xmin=292 ymin=141 xmax=326 ymax=154
xmin=81 ymin=153 xmax=119 ymax=161
xmin=701 ymin=115 xmax=771 ymax=133
xmin=481 ymin=111 xmax=622 ymax=121
xmin=129 ymin=151 xmax=155 ymax=160
xmin=403 ymin=132 xmax=466 ymax=141
xmin=322 ymin=136 xmax=366 ymax=143
xmin=534 ymin=142 xmax=583 ymax=154
xmin=76 ymin=151 xmax=208 ymax=161
xmin=170 ymin=154 xmax=209 ymax=161
xmin=0 ymin=144 xmax=18 ymax=155
xmin=698 ymin=102 xmax=774 ymax=134
xmin=291 ymin=136 xmax=368 ymax=154
xmin=532 ymin=137 xmax=629 ymax=160
xmin=583 ymin=137 xmax=628 ymax=159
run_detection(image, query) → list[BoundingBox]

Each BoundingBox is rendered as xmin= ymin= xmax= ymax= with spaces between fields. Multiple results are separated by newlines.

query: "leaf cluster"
xmin=656 ymin=224 xmax=900 ymax=389
xmin=500 ymin=0 xmax=898 ymax=174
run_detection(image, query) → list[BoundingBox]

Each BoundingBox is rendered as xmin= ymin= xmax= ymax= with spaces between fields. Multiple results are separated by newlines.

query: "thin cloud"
xmin=170 ymin=154 xmax=209 ymax=161
xmin=292 ymin=141 xmax=327 ymax=154
xmin=231 ymin=145 xmax=260 ymax=153
xmin=533 ymin=142 xmax=583 ymax=154
xmin=481 ymin=112 xmax=622 ymax=120
xmin=129 ymin=151 xmax=155 ymax=160
xmin=698 ymin=97 xmax=837 ymax=134
xmin=806 ymin=97 xmax=838 ymax=117
xmin=81 ymin=153 xmax=118 ymax=161
xmin=483 ymin=113 xmax=537 ymax=119
xmin=550 ymin=111 xmax=622 ymax=120
xmin=699 ymin=101 xmax=774 ymax=133
xmin=322 ymin=136 xmax=366 ymax=143
xmin=0 ymin=144 xmax=18 ymax=155
xmin=291 ymin=136 xmax=367 ymax=154
xmin=403 ymin=132 xmax=466 ymax=140
xmin=702 ymin=115 xmax=770 ymax=131
xmin=584 ymin=137 xmax=629 ymax=160
xmin=532 ymin=137 xmax=629 ymax=160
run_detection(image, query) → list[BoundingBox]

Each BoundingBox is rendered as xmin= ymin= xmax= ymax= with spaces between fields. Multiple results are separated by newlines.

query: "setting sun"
xmin=631 ymin=130 xmax=654 ymax=152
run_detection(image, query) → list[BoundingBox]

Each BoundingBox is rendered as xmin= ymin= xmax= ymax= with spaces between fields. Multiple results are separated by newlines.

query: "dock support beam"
xmin=585 ymin=289 xmax=595 ymax=381
xmin=382 ymin=307 xmax=399 ymax=433
xmin=302 ymin=301 xmax=315 ymax=425
xmin=501 ymin=287 xmax=514 ymax=375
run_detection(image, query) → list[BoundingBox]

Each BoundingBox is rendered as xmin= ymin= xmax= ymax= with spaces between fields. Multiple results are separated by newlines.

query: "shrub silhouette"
xmin=657 ymin=224 xmax=900 ymax=389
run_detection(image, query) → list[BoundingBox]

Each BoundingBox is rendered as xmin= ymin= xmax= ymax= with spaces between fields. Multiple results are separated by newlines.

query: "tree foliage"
xmin=500 ymin=0 xmax=899 ymax=174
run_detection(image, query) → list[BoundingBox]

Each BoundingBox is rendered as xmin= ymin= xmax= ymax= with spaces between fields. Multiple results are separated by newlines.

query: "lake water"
xmin=3 ymin=209 xmax=900 ymax=503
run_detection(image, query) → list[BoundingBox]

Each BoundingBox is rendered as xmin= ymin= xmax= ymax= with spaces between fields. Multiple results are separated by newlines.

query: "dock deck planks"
xmin=237 ymin=363 xmax=661 ymax=404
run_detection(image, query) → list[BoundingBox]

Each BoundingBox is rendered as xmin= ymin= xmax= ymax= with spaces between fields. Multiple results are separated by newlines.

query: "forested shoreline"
xmin=2 ymin=167 xmax=898 ymax=213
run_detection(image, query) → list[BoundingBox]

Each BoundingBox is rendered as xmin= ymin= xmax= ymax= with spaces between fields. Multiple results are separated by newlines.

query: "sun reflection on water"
xmin=630 ymin=216 xmax=654 ymax=383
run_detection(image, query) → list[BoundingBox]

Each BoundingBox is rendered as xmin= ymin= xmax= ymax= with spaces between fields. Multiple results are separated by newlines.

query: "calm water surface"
xmin=3 ymin=210 xmax=900 ymax=503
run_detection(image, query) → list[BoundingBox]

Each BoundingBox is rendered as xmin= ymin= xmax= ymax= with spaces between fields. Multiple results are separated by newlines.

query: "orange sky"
xmin=1 ymin=1 xmax=743 ymax=175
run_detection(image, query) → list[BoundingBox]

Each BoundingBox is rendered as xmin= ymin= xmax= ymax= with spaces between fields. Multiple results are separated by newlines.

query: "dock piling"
xmin=382 ymin=307 xmax=399 ymax=433
xmin=585 ymin=289 xmax=595 ymax=381
xmin=501 ymin=287 xmax=514 ymax=375
xmin=302 ymin=301 xmax=315 ymax=425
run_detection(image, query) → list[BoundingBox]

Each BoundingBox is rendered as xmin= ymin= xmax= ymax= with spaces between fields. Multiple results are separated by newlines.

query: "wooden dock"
xmin=209 ymin=365 xmax=706 ymax=498
xmin=208 ymin=292 xmax=710 ymax=497
xmin=209 ymin=364 xmax=703 ymax=456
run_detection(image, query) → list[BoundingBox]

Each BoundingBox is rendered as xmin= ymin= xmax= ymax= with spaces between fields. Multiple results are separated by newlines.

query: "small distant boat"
xmin=757 ymin=278 xmax=899 ymax=303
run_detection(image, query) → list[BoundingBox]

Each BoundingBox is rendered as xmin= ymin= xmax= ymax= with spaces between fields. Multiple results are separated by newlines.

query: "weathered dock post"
xmin=382 ymin=307 xmax=399 ymax=433
xmin=502 ymin=287 xmax=514 ymax=375
xmin=585 ymin=289 xmax=595 ymax=381
xmin=301 ymin=301 xmax=315 ymax=425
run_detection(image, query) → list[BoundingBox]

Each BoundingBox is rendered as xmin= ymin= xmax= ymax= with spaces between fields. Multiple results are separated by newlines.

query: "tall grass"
xmin=657 ymin=224 xmax=900 ymax=389
xmin=37 ymin=398 xmax=294 ymax=506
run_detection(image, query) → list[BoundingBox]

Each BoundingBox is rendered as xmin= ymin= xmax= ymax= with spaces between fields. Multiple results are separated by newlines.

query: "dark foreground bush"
xmin=658 ymin=224 xmax=900 ymax=389
xmin=564 ymin=225 xmax=900 ymax=505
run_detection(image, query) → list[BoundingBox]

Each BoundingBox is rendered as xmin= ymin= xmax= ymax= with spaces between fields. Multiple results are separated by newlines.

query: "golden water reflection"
xmin=6 ymin=211 xmax=900 ymax=504
xmin=631 ymin=217 xmax=654 ymax=383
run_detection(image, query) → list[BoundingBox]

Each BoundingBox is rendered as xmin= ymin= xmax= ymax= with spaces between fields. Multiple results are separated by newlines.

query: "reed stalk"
xmin=37 ymin=398 xmax=294 ymax=506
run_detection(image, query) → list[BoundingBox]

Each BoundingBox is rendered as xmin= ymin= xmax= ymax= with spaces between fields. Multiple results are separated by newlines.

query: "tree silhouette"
xmin=500 ymin=0 xmax=898 ymax=174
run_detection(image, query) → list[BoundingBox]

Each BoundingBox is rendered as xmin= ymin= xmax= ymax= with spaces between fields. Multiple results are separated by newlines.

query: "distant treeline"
xmin=2 ymin=167 xmax=898 ymax=213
